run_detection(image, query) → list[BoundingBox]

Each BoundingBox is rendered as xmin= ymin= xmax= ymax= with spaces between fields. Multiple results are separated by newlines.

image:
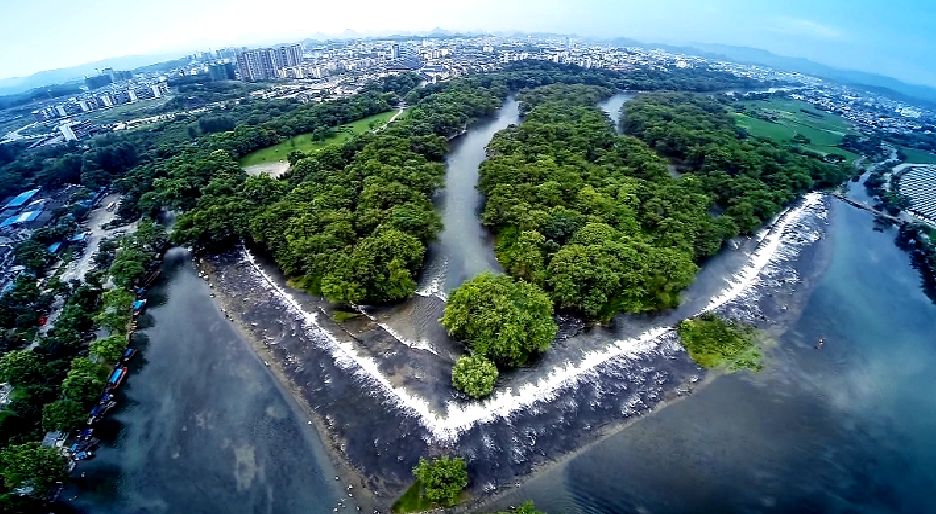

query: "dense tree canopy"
xmin=479 ymin=84 xmax=848 ymax=319
xmin=412 ymin=456 xmax=468 ymax=507
xmin=0 ymin=443 xmax=69 ymax=497
xmin=621 ymin=92 xmax=850 ymax=234
xmin=451 ymin=355 xmax=499 ymax=398
xmin=174 ymin=77 xmax=507 ymax=305
xmin=441 ymin=272 xmax=557 ymax=368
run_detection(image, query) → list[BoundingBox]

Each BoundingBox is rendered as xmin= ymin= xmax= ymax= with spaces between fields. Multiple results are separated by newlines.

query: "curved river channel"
xmin=72 ymin=94 xmax=936 ymax=513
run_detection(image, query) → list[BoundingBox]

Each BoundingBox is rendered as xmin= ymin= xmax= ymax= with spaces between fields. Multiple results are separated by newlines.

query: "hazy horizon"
xmin=1 ymin=0 xmax=934 ymax=88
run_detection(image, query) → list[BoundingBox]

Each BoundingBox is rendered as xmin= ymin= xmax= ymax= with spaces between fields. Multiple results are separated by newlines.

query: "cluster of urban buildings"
xmin=5 ymin=33 xmax=936 ymax=146
xmin=32 ymin=82 xmax=170 ymax=123
xmin=0 ymin=185 xmax=95 ymax=292
xmin=790 ymin=86 xmax=934 ymax=135
xmin=897 ymin=165 xmax=936 ymax=225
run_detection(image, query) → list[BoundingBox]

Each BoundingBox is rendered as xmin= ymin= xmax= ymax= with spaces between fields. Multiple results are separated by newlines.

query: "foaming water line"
xmin=241 ymin=193 xmax=829 ymax=442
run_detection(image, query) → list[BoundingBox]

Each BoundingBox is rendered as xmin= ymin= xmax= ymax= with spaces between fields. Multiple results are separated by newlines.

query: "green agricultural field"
xmin=239 ymin=110 xmax=398 ymax=167
xmin=900 ymin=146 xmax=936 ymax=164
xmin=734 ymin=98 xmax=860 ymax=162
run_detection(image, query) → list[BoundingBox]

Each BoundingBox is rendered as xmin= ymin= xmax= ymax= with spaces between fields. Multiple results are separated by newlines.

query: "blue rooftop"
xmin=4 ymin=189 xmax=40 ymax=209
xmin=47 ymin=242 xmax=62 ymax=253
xmin=0 ymin=209 xmax=41 ymax=228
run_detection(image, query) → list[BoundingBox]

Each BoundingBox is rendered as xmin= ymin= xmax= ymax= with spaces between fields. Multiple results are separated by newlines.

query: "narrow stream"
xmin=418 ymin=96 xmax=519 ymax=296
xmin=598 ymin=92 xmax=634 ymax=133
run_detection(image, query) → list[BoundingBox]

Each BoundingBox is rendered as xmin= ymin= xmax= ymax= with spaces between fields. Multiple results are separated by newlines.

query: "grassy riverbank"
xmin=899 ymin=146 xmax=936 ymax=164
xmin=239 ymin=110 xmax=397 ymax=167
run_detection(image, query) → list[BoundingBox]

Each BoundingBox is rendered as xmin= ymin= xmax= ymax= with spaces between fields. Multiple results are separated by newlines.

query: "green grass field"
xmin=734 ymin=98 xmax=860 ymax=162
xmin=239 ymin=110 xmax=397 ymax=167
xmin=900 ymin=146 xmax=936 ymax=164
xmin=391 ymin=481 xmax=434 ymax=513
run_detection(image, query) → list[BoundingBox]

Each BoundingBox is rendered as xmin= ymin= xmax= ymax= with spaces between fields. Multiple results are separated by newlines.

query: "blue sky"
xmin=1 ymin=0 xmax=934 ymax=86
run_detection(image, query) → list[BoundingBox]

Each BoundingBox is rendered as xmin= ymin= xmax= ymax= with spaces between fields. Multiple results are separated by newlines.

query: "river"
xmin=420 ymin=97 xmax=518 ymax=293
xmin=489 ymin=198 xmax=936 ymax=513
xmin=598 ymin=92 xmax=634 ymax=133
xmin=67 ymin=249 xmax=356 ymax=514
xmin=68 ymin=92 xmax=936 ymax=514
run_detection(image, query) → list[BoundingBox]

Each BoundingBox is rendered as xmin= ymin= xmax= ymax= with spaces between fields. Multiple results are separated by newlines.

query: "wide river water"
xmin=71 ymin=94 xmax=936 ymax=513
xmin=490 ymin=198 xmax=936 ymax=513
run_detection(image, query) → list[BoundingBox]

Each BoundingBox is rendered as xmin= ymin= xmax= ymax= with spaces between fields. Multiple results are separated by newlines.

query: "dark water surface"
xmin=69 ymin=249 xmax=352 ymax=514
xmin=491 ymin=200 xmax=936 ymax=514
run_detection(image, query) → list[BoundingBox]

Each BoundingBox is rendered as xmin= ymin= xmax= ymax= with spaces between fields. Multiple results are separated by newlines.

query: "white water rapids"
xmin=242 ymin=192 xmax=826 ymax=442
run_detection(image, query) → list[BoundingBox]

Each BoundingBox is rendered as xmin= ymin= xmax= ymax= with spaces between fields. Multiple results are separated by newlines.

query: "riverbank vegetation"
xmin=173 ymin=77 xmax=506 ymax=304
xmin=393 ymin=456 xmax=469 ymax=513
xmin=897 ymin=223 xmax=936 ymax=303
xmin=676 ymin=314 xmax=762 ymax=371
xmin=0 ymin=220 xmax=166 ymax=507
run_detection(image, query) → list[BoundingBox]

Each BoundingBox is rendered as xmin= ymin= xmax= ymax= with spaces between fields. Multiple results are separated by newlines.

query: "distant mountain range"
xmin=604 ymin=38 xmax=936 ymax=109
xmin=0 ymin=53 xmax=185 ymax=96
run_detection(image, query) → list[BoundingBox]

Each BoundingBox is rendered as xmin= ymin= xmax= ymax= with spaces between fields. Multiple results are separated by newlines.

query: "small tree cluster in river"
xmin=676 ymin=313 xmax=762 ymax=371
xmin=451 ymin=355 xmax=499 ymax=398
xmin=442 ymin=272 xmax=557 ymax=368
xmin=412 ymin=456 xmax=468 ymax=507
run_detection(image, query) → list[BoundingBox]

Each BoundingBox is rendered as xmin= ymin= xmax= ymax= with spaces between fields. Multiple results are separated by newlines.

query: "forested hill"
xmin=478 ymin=84 xmax=849 ymax=319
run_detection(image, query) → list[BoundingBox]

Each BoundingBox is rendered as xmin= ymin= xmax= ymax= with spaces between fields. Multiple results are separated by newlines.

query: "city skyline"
xmin=0 ymin=0 xmax=934 ymax=88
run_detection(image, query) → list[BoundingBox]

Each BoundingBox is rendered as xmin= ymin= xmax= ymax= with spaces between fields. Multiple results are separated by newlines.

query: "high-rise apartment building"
xmin=236 ymin=49 xmax=277 ymax=81
xmin=273 ymin=44 xmax=303 ymax=69
xmin=236 ymin=44 xmax=303 ymax=81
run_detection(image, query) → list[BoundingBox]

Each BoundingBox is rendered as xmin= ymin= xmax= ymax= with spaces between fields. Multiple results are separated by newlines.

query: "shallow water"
xmin=68 ymin=249 xmax=354 ymax=514
xmin=491 ymin=200 xmax=936 ymax=514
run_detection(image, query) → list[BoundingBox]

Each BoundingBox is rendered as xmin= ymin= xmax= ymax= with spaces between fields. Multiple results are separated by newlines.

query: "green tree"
xmin=89 ymin=335 xmax=127 ymax=365
xmin=441 ymin=272 xmax=557 ymax=368
xmin=496 ymin=230 xmax=547 ymax=285
xmin=61 ymin=357 xmax=109 ymax=405
xmin=412 ymin=456 xmax=468 ymax=507
xmin=0 ymin=350 xmax=42 ymax=386
xmin=0 ymin=443 xmax=69 ymax=497
xmin=93 ymin=289 xmax=134 ymax=335
xmin=452 ymin=355 xmax=499 ymax=398
xmin=42 ymin=399 xmax=87 ymax=432
xmin=321 ymin=228 xmax=425 ymax=305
